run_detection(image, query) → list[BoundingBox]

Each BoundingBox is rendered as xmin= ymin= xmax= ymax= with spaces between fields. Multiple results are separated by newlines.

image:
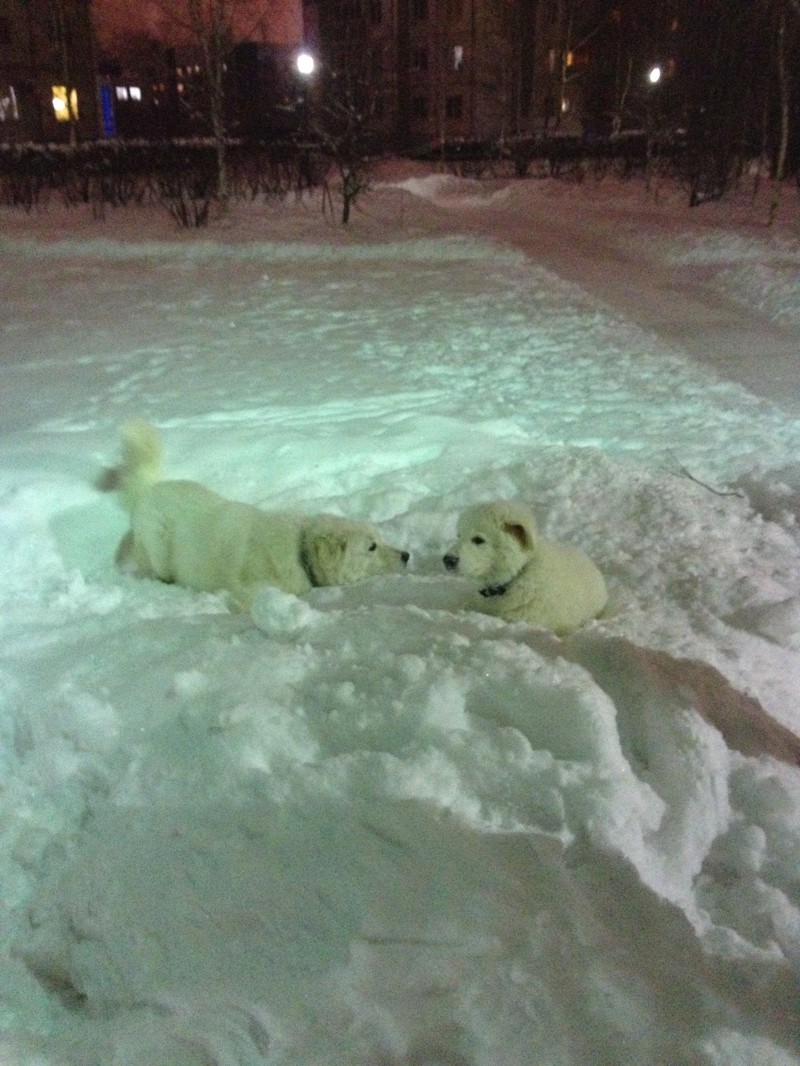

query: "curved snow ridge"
xmin=380 ymin=172 xmax=514 ymax=207
xmin=253 ymin=589 xmax=800 ymax=869
xmin=617 ymin=227 xmax=800 ymax=329
xmin=10 ymin=588 xmax=799 ymax=1065
xmin=0 ymin=233 xmax=525 ymax=266
xmin=655 ymin=230 xmax=800 ymax=268
xmin=717 ymin=261 xmax=800 ymax=329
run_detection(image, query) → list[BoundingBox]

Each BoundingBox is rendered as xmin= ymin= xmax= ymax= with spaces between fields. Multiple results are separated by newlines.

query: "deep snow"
xmin=1 ymin=164 xmax=799 ymax=1065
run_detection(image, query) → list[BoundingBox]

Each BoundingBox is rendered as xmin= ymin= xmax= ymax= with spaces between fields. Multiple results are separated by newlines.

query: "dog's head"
xmin=443 ymin=501 xmax=537 ymax=585
xmin=303 ymin=517 xmax=410 ymax=587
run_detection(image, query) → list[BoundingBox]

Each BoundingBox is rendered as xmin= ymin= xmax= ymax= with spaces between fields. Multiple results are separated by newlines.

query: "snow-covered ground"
xmin=1 ymin=165 xmax=799 ymax=1066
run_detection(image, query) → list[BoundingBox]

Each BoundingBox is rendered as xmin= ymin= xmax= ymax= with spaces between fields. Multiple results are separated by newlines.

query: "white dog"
xmin=99 ymin=421 xmax=409 ymax=609
xmin=443 ymin=500 xmax=607 ymax=635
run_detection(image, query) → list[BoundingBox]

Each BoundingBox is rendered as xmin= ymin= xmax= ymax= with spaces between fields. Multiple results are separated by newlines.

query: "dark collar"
xmin=479 ymin=576 xmax=516 ymax=598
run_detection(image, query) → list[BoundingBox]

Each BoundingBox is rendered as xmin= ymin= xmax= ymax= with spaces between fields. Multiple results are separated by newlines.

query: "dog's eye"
xmin=368 ymin=542 xmax=377 ymax=552
xmin=471 ymin=536 xmax=486 ymax=545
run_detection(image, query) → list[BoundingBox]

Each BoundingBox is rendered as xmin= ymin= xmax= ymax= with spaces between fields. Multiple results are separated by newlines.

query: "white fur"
xmin=443 ymin=500 xmax=607 ymax=635
xmin=101 ymin=421 xmax=409 ymax=609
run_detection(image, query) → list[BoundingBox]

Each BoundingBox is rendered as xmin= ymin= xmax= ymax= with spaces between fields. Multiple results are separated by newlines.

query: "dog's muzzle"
xmin=443 ymin=553 xmax=458 ymax=571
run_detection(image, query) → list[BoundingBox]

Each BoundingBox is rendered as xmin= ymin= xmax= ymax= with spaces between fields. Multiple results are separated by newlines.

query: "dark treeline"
xmin=580 ymin=0 xmax=799 ymax=196
xmin=0 ymin=140 xmax=329 ymax=225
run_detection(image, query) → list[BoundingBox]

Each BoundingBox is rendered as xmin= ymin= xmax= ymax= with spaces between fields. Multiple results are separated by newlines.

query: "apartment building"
xmin=301 ymin=0 xmax=593 ymax=149
xmin=0 ymin=0 xmax=99 ymax=142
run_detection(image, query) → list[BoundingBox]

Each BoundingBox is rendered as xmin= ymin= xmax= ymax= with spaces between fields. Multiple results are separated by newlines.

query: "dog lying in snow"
xmin=443 ymin=499 xmax=607 ymax=635
xmin=99 ymin=421 xmax=410 ymax=610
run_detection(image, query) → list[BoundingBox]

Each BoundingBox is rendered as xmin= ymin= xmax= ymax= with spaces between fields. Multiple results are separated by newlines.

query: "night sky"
xmin=92 ymin=0 xmax=302 ymax=47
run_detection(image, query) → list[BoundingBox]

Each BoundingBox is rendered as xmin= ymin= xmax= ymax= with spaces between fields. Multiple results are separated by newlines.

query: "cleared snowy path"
xmin=519 ymin=213 xmax=800 ymax=413
xmin=412 ymin=177 xmax=800 ymax=414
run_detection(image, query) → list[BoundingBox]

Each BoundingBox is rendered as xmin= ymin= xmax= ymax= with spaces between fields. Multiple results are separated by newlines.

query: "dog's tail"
xmin=96 ymin=420 xmax=163 ymax=513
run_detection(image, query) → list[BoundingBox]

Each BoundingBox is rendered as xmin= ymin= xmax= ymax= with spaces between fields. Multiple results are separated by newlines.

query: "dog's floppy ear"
xmin=304 ymin=530 xmax=348 ymax=585
xmin=96 ymin=465 xmax=121 ymax=493
xmin=503 ymin=520 xmax=534 ymax=551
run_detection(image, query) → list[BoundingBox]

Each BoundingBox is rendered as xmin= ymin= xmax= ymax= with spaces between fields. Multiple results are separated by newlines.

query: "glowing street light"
xmin=295 ymin=50 xmax=316 ymax=142
xmin=647 ymin=65 xmax=662 ymax=86
xmin=296 ymin=51 xmax=315 ymax=77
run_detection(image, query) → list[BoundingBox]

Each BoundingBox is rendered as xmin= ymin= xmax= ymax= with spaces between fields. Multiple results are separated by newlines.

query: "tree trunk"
xmin=185 ymin=0 xmax=231 ymax=206
xmin=769 ymin=4 xmax=791 ymax=225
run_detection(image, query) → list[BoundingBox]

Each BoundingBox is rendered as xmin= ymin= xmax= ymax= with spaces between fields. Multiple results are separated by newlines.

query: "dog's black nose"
xmin=443 ymin=554 xmax=458 ymax=571
xmin=401 ymin=551 xmax=410 ymax=564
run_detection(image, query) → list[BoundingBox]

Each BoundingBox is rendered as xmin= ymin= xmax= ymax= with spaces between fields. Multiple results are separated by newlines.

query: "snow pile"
xmin=0 ymin=171 xmax=799 ymax=1065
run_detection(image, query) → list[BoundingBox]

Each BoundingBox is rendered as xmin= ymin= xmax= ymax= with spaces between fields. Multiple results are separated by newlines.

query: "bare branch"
xmin=665 ymin=451 xmax=745 ymax=499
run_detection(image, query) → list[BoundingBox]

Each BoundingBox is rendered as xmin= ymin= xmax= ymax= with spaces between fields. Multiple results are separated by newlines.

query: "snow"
xmin=1 ymin=162 xmax=800 ymax=1065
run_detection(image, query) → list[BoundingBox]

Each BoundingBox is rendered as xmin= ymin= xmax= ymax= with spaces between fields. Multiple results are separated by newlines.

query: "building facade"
xmin=0 ymin=0 xmax=99 ymax=142
xmin=95 ymin=40 xmax=305 ymax=142
xmin=301 ymin=0 xmax=595 ymax=150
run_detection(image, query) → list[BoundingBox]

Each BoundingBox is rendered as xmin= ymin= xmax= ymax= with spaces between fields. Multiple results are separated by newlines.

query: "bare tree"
xmin=768 ymin=0 xmax=799 ymax=221
xmin=530 ymin=0 xmax=611 ymax=136
xmin=309 ymin=1 xmax=382 ymax=224
xmin=155 ymin=0 xmax=262 ymax=205
xmin=774 ymin=0 xmax=799 ymax=177
xmin=191 ymin=0 xmax=230 ymax=200
xmin=594 ymin=0 xmax=683 ymax=136
xmin=678 ymin=0 xmax=784 ymax=204
xmin=313 ymin=59 xmax=378 ymax=224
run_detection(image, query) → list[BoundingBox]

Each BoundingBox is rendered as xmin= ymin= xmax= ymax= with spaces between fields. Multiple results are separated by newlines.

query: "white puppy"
xmin=443 ymin=500 xmax=607 ymax=635
xmin=100 ymin=421 xmax=409 ymax=609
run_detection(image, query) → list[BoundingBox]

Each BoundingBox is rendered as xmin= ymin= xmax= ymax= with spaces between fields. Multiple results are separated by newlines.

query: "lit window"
xmin=0 ymin=86 xmax=18 ymax=121
xmin=129 ymin=86 xmax=142 ymax=101
xmin=115 ymin=85 xmax=129 ymax=100
xmin=453 ymin=45 xmax=463 ymax=70
xmin=52 ymin=86 xmax=78 ymax=121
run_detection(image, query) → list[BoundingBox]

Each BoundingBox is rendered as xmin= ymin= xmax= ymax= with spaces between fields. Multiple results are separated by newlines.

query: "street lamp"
xmin=294 ymin=49 xmax=316 ymax=151
xmin=296 ymin=51 xmax=315 ymax=78
xmin=647 ymin=65 xmax=662 ymax=86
